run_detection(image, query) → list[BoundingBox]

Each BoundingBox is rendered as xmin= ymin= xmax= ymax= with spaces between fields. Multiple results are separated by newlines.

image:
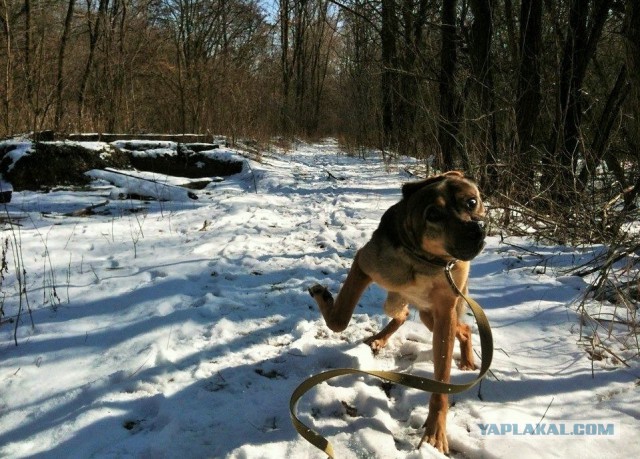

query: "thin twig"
xmin=536 ymin=397 xmax=554 ymax=429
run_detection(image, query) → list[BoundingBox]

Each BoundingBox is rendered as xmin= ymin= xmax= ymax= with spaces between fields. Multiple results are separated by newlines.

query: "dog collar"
xmin=402 ymin=246 xmax=455 ymax=269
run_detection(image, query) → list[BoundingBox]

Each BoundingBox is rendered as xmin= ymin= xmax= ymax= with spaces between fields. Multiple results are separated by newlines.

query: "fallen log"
xmin=86 ymin=169 xmax=198 ymax=201
xmin=64 ymin=200 xmax=110 ymax=217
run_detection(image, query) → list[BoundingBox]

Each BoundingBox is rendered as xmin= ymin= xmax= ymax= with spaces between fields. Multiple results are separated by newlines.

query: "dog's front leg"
xmin=419 ymin=303 xmax=457 ymax=454
xmin=309 ymin=251 xmax=372 ymax=332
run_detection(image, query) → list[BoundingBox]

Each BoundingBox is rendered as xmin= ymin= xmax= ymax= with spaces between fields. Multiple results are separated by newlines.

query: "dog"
xmin=308 ymin=171 xmax=486 ymax=454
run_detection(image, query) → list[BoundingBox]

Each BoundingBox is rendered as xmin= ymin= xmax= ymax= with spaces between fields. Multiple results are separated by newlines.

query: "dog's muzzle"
xmin=450 ymin=220 xmax=486 ymax=261
xmin=471 ymin=219 xmax=486 ymax=238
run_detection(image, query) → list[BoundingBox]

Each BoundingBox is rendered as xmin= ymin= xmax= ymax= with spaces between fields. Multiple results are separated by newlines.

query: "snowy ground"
xmin=0 ymin=140 xmax=638 ymax=458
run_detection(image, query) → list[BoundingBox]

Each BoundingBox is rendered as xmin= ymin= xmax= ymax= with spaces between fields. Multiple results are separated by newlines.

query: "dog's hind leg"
xmin=421 ymin=300 xmax=476 ymax=371
xmin=455 ymin=293 xmax=476 ymax=370
xmin=456 ymin=322 xmax=475 ymax=370
xmin=309 ymin=251 xmax=372 ymax=333
xmin=364 ymin=293 xmax=408 ymax=353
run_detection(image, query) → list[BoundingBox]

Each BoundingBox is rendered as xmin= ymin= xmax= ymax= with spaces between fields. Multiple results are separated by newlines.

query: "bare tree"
xmin=620 ymin=0 xmax=640 ymax=208
xmin=77 ymin=0 xmax=109 ymax=125
xmin=278 ymin=0 xmax=336 ymax=136
xmin=54 ymin=0 xmax=76 ymax=131
xmin=468 ymin=0 xmax=498 ymax=187
xmin=1 ymin=0 xmax=14 ymax=133
xmin=544 ymin=0 xmax=614 ymax=202
xmin=514 ymin=0 xmax=542 ymax=186
xmin=337 ymin=0 xmax=379 ymax=151
xmin=23 ymin=0 xmax=32 ymax=123
xmin=380 ymin=0 xmax=398 ymax=149
xmin=438 ymin=0 xmax=466 ymax=170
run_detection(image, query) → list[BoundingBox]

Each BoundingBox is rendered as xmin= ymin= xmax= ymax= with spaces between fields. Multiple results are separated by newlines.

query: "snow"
xmin=1 ymin=140 xmax=638 ymax=458
xmin=85 ymin=169 xmax=197 ymax=202
xmin=112 ymin=140 xmax=178 ymax=151
xmin=64 ymin=141 xmax=108 ymax=152
xmin=202 ymin=149 xmax=248 ymax=165
xmin=1 ymin=140 xmax=33 ymax=171
xmin=0 ymin=178 xmax=12 ymax=193
xmin=129 ymin=147 xmax=178 ymax=158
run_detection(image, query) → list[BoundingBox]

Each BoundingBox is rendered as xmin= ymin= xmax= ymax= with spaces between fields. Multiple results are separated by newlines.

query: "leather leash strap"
xmin=290 ymin=261 xmax=493 ymax=458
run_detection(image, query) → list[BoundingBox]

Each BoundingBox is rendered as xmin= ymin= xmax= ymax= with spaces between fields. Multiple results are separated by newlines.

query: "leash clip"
xmin=444 ymin=259 xmax=461 ymax=295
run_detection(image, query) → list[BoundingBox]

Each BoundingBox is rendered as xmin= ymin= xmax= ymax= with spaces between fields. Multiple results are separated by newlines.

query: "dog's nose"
xmin=476 ymin=220 xmax=486 ymax=232
xmin=468 ymin=220 xmax=486 ymax=239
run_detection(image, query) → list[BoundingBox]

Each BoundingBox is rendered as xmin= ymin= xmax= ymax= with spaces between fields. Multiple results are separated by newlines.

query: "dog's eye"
xmin=466 ymin=198 xmax=478 ymax=210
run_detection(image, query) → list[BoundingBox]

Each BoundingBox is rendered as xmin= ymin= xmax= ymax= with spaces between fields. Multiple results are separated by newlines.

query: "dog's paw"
xmin=308 ymin=284 xmax=332 ymax=302
xmin=363 ymin=335 xmax=387 ymax=355
xmin=457 ymin=359 xmax=477 ymax=371
xmin=419 ymin=412 xmax=449 ymax=454
xmin=419 ymin=431 xmax=449 ymax=454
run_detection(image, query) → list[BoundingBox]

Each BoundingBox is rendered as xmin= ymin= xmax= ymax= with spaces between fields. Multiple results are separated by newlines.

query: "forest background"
xmin=2 ymin=1 xmax=640 ymax=217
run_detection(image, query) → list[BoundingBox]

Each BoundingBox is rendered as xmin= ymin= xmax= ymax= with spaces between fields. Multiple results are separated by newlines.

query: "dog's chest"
xmin=370 ymin=268 xmax=445 ymax=311
xmin=396 ymin=272 xmax=445 ymax=310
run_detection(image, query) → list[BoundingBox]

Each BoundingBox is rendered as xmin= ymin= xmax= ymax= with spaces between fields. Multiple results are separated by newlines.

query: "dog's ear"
xmin=402 ymin=171 xmax=464 ymax=199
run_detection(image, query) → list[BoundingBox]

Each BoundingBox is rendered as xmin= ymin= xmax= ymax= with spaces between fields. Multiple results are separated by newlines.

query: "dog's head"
xmin=400 ymin=171 xmax=486 ymax=262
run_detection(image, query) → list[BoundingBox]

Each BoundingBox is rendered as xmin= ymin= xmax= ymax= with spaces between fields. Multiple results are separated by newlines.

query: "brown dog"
xmin=308 ymin=171 xmax=486 ymax=454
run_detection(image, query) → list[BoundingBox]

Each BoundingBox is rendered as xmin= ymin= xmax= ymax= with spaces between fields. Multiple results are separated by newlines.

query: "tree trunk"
xmin=55 ymin=0 xmax=76 ymax=131
xmin=78 ymin=0 xmax=108 ymax=126
xmin=503 ymin=0 xmax=519 ymax=65
xmin=438 ymin=0 xmax=465 ymax=171
xmin=515 ymin=0 xmax=542 ymax=184
xmin=24 ymin=0 xmax=33 ymax=129
xmin=545 ymin=0 xmax=613 ymax=200
xmin=293 ymin=1 xmax=306 ymax=131
xmin=280 ymin=0 xmax=292 ymax=134
xmin=622 ymin=0 xmax=640 ymax=209
xmin=381 ymin=0 xmax=398 ymax=149
xmin=578 ymin=65 xmax=628 ymax=186
xmin=2 ymin=0 xmax=12 ymax=134
xmin=623 ymin=0 xmax=640 ymax=158
xmin=469 ymin=0 xmax=498 ymax=187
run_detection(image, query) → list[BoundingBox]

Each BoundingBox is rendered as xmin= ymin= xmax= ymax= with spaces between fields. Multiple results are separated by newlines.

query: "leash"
xmin=290 ymin=260 xmax=493 ymax=458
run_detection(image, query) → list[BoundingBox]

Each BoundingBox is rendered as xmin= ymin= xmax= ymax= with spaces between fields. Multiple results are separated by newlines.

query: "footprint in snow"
xmin=149 ymin=269 xmax=168 ymax=281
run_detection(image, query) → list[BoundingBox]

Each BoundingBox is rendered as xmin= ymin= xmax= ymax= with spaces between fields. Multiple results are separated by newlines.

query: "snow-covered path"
xmin=1 ymin=140 xmax=638 ymax=458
